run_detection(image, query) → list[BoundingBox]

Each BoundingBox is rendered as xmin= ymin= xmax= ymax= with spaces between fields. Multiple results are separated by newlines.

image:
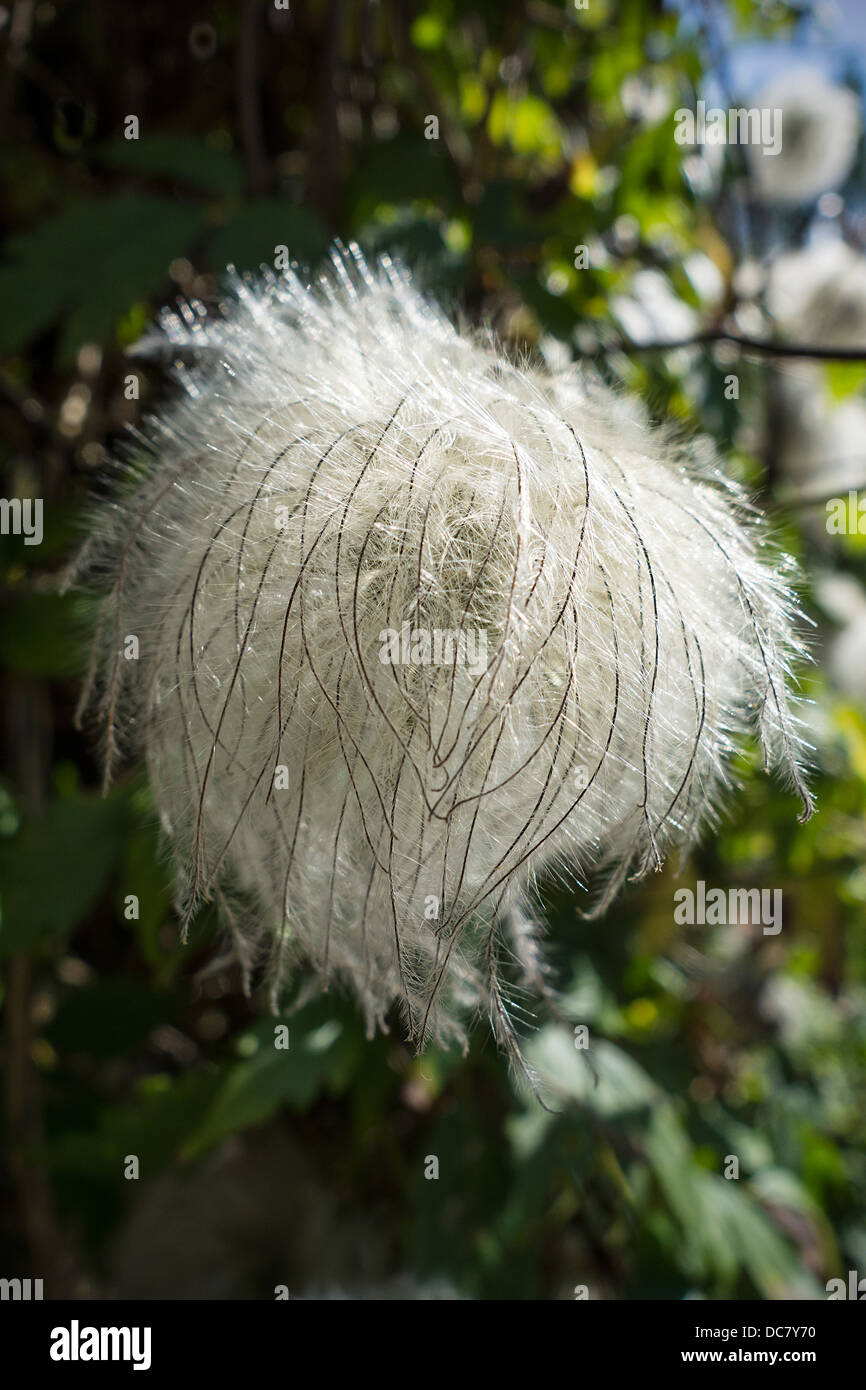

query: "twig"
xmin=573 ymin=329 xmax=866 ymax=362
xmin=237 ymin=0 xmax=272 ymax=196
xmin=2 ymin=679 xmax=88 ymax=1296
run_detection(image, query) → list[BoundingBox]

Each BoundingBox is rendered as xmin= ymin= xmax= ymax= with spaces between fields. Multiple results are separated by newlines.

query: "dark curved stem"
xmin=574 ymin=329 xmax=866 ymax=362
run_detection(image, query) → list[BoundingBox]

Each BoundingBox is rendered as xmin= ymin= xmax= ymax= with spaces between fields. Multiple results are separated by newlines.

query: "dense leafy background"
xmin=1 ymin=0 xmax=865 ymax=1299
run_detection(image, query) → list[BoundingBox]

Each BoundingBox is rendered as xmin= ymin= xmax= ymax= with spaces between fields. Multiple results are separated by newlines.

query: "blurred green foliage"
xmin=1 ymin=0 xmax=865 ymax=1299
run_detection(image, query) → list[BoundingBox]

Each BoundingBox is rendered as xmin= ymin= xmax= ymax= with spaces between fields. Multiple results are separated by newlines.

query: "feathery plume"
xmin=74 ymin=243 xmax=812 ymax=1054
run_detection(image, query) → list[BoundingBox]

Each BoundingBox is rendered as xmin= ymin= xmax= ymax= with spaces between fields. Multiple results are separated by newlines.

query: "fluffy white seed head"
xmin=776 ymin=372 xmax=866 ymax=498
xmin=767 ymin=240 xmax=866 ymax=349
xmin=747 ymin=69 xmax=861 ymax=206
xmin=767 ymin=244 xmax=866 ymax=504
xmin=76 ymin=244 xmax=812 ymax=1054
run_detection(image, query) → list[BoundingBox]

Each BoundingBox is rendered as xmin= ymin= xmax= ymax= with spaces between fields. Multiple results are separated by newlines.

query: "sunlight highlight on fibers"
xmin=77 ymin=244 xmax=813 ymax=1053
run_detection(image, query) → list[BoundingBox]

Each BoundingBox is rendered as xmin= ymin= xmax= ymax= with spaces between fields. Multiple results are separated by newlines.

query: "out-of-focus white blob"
xmin=767 ymin=239 xmax=866 ymax=348
xmin=610 ymin=268 xmax=698 ymax=345
xmin=747 ymin=69 xmax=861 ymax=205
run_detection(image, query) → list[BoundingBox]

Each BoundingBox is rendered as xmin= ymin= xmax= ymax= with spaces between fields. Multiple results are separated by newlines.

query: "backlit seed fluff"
xmin=747 ymin=69 xmax=861 ymax=206
xmin=75 ymin=243 xmax=813 ymax=1055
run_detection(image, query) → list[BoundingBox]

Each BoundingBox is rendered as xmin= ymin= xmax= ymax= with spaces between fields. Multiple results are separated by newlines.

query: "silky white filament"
xmin=76 ymin=243 xmax=812 ymax=1056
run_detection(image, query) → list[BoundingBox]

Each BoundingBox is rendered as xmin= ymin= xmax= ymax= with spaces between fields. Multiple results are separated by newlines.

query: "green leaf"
xmin=97 ymin=136 xmax=243 ymax=194
xmin=825 ymin=361 xmax=866 ymax=402
xmin=119 ymin=806 xmax=174 ymax=976
xmin=48 ymin=1071 xmax=221 ymax=1178
xmin=181 ymin=999 xmax=364 ymax=1157
xmin=643 ymin=1108 xmax=820 ymax=1296
xmin=0 ymin=789 xmax=130 ymax=954
xmin=0 ymin=593 xmax=89 ymax=679
xmin=346 ymin=135 xmax=458 ymax=229
xmin=707 ymin=1176 xmax=821 ymax=1298
xmin=527 ymin=1025 xmax=657 ymax=1116
xmin=0 ymin=196 xmax=204 ymax=361
xmin=205 ymin=199 xmax=329 ymax=274
xmin=411 ymin=14 xmax=446 ymax=50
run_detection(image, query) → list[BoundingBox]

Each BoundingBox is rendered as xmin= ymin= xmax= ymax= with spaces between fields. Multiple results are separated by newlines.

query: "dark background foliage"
xmin=1 ymin=0 xmax=865 ymax=1300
